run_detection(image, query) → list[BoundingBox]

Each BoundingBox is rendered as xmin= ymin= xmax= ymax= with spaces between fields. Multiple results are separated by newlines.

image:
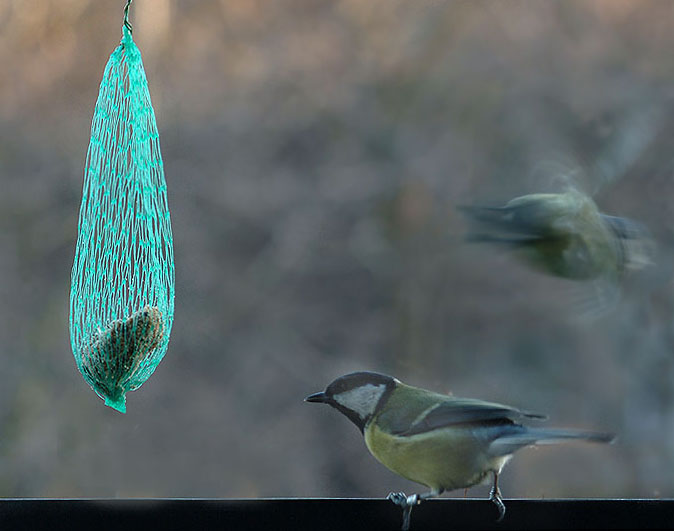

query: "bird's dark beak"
xmin=305 ymin=391 xmax=329 ymax=403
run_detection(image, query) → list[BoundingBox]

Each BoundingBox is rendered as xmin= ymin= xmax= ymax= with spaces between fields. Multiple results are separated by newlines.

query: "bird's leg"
xmin=387 ymin=492 xmax=418 ymax=531
xmin=387 ymin=489 xmax=442 ymax=531
xmin=488 ymin=471 xmax=506 ymax=522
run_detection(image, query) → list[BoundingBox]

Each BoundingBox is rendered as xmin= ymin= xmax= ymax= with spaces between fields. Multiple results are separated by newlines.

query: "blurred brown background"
xmin=1 ymin=0 xmax=674 ymax=500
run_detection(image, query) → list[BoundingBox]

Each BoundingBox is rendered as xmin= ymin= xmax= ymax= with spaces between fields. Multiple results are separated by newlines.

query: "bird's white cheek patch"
xmin=333 ymin=384 xmax=386 ymax=420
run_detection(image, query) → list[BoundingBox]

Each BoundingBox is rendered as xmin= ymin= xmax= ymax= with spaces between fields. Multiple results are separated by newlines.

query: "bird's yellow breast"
xmin=364 ymin=421 xmax=509 ymax=492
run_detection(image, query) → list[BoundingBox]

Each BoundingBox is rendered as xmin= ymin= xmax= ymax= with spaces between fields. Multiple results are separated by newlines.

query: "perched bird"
xmin=306 ymin=371 xmax=614 ymax=530
xmin=459 ymin=188 xmax=653 ymax=282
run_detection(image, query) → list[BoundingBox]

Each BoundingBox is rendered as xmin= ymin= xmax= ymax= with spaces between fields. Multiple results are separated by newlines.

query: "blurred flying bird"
xmin=459 ymin=188 xmax=655 ymax=313
xmin=306 ymin=371 xmax=614 ymax=530
xmin=459 ymin=188 xmax=653 ymax=281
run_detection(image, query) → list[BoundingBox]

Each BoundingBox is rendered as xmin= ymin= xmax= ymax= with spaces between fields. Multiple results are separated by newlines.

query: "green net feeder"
xmin=70 ymin=7 xmax=174 ymax=413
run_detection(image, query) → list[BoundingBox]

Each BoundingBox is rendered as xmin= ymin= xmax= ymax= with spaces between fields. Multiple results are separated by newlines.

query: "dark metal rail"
xmin=1 ymin=498 xmax=672 ymax=530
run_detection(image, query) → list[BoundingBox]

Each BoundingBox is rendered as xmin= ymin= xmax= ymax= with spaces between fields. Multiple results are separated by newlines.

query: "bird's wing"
xmin=600 ymin=214 xmax=656 ymax=273
xmin=601 ymin=215 xmax=646 ymax=240
xmin=392 ymin=397 xmax=546 ymax=437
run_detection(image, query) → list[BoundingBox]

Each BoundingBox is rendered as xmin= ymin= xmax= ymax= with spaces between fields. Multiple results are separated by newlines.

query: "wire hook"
xmin=123 ymin=0 xmax=133 ymax=34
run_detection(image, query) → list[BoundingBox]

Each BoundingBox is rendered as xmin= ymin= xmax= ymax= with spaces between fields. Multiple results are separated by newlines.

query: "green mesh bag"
xmin=70 ymin=19 xmax=174 ymax=413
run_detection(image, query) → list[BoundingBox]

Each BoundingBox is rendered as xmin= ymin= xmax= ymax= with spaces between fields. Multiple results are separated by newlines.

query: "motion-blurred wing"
xmin=601 ymin=214 xmax=655 ymax=273
xmin=601 ymin=214 xmax=649 ymax=240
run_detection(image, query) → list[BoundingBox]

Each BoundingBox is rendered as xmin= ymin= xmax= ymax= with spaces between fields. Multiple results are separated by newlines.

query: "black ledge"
xmin=1 ymin=498 xmax=673 ymax=530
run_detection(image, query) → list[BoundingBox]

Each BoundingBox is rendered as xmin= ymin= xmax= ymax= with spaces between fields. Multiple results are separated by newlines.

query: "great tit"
xmin=459 ymin=188 xmax=653 ymax=281
xmin=306 ymin=371 xmax=614 ymax=530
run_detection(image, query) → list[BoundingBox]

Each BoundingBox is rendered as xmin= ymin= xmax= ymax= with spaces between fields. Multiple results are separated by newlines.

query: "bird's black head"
xmin=305 ymin=371 xmax=396 ymax=432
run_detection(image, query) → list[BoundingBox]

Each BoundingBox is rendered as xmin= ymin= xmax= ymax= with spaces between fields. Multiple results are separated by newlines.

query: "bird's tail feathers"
xmin=457 ymin=203 xmax=549 ymax=240
xmin=463 ymin=233 xmax=542 ymax=246
xmin=490 ymin=427 xmax=615 ymax=456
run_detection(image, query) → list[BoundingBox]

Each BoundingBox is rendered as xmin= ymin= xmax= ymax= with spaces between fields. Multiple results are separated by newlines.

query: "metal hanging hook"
xmin=123 ymin=0 xmax=133 ymax=33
